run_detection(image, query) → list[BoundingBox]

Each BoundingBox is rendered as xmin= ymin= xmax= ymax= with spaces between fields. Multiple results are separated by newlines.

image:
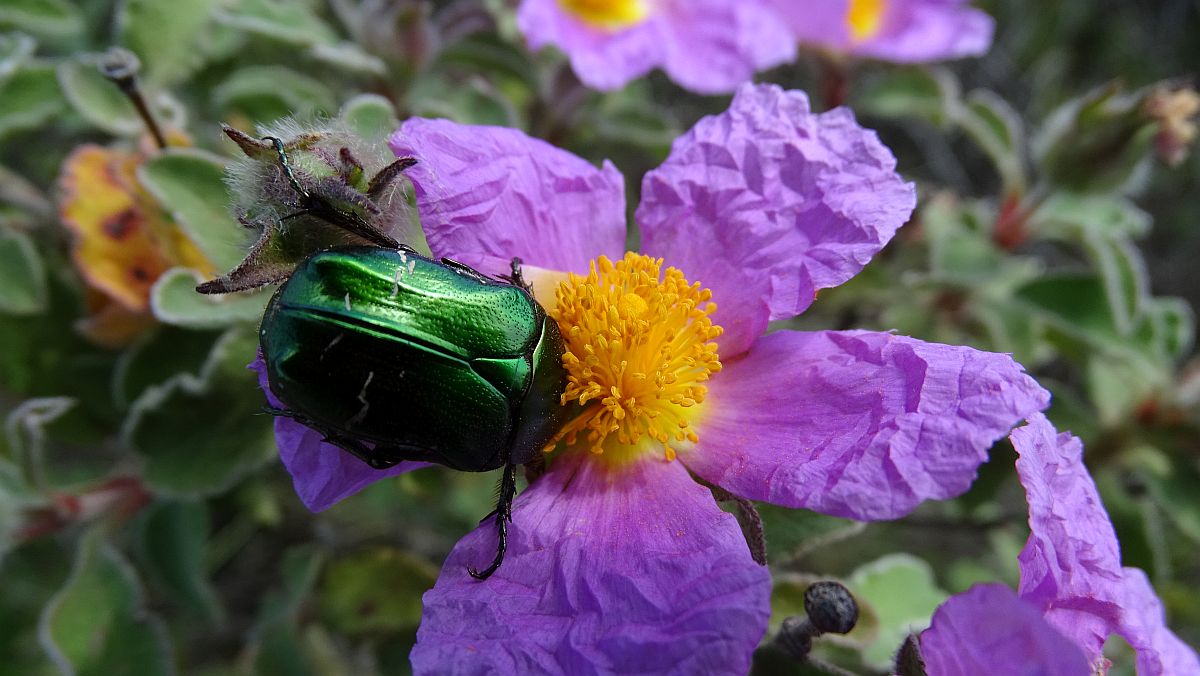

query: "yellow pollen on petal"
xmin=546 ymin=253 xmax=723 ymax=465
xmin=558 ymin=0 xmax=650 ymax=30
xmin=846 ymin=0 xmax=887 ymax=42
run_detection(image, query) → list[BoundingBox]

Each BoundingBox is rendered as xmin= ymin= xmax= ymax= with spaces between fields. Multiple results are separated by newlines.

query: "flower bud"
xmin=803 ymin=581 xmax=859 ymax=635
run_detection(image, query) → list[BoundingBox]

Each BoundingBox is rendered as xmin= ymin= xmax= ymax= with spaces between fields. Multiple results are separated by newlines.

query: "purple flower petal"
xmin=681 ymin=330 xmax=1048 ymax=520
xmin=1011 ymin=413 xmax=1123 ymax=658
xmin=1115 ymin=568 xmax=1200 ymax=676
xmin=249 ymin=357 xmax=426 ymax=512
xmin=919 ymin=584 xmax=1091 ymax=676
xmin=638 ymin=83 xmax=915 ymax=355
xmin=411 ymin=452 xmax=770 ymax=675
xmin=1012 ymin=415 xmax=1200 ymax=672
xmin=768 ymin=0 xmax=994 ymax=63
xmin=389 ymin=118 xmax=626 ymax=273
xmin=517 ymin=0 xmax=794 ymax=94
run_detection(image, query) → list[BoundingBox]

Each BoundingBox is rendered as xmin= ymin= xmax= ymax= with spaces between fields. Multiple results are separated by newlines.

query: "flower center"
xmin=547 ymin=253 xmax=722 ymax=464
xmin=846 ymin=0 xmax=887 ymax=41
xmin=557 ymin=0 xmax=649 ymax=30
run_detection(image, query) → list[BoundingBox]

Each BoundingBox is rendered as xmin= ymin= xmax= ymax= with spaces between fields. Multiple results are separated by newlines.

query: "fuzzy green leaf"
xmin=137 ymin=149 xmax=248 ymax=271
xmin=117 ymin=0 xmax=217 ymax=85
xmin=321 ymin=547 xmax=436 ymax=636
xmin=0 ymin=63 xmax=64 ymax=138
xmin=0 ymin=224 xmax=46 ymax=314
xmin=213 ymin=65 xmax=337 ymax=121
xmin=0 ymin=0 xmax=82 ymax=37
xmin=136 ymin=500 xmax=224 ymax=622
xmin=56 ymin=58 xmax=143 ymax=135
xmin=847 ymin=554 xmax=948 ymax=668
xmin=150 ymin=267 xmax=268 ymax=328
xmin=122 ymin=328 xmax=274 ymax=497
xmin=39 ymin=530 xmax=173 ymax=676
xmin=213 ymin=0 xmax=338 ymax=46
xmin=339 ymin=93 xmax=399 ymax=141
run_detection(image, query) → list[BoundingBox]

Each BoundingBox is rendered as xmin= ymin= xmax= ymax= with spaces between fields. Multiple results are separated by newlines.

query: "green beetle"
xmin=208 ymin=135 xmax=569 ymax=579
xmin=261 ymin=245 xmax=568 ymax=474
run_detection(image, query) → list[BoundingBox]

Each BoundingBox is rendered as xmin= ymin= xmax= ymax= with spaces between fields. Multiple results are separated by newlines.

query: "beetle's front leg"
xmin=262 ymin=406 xmax=405 ymax=469
xmin=508 ymin=257 xmax=533 ymax=294
xmin=468 ymin=461 xmax=518 ymax=580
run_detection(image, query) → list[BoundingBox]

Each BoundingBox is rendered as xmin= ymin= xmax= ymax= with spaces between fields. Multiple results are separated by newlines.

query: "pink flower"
xmin=920 ymin=414 xmax=1199 ymax=675
xmin=515 ymin=0 xmax=994 ymax=94
xmin=259 ymin=83 xmax=1048 ymax=672
xmin=767 ymin=0 xmax=994 ymax=63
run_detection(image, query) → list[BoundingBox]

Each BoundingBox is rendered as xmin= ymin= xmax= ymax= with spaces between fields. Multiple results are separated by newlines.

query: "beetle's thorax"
xmin=547 ymin=252 xmax=722 ymax=465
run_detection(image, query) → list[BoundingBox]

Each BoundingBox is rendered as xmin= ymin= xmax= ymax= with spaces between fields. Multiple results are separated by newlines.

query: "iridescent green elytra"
xmin=260 ymin=245 xmax=568 ymax=473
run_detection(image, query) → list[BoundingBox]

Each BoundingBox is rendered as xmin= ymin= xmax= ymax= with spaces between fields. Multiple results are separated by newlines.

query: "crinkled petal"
xmin=412 ymin=452 xmax=770 ymax=675
xmin=389 ymin=119 xmax=625 ymax=273
xmin=681 ymin=330 xmax=1048 ymax=520
xmin=770 ymin=0 xmax=994 ymax=63
xmin=517 ymin=0 xmax=794 ymax=94
xmin=1012 ymin=413 xmax=1124 ymax=657
xmin=919 ymin=584 xmax=1090 ymax=676
xmin=1114 ymin=568 xmax=1200 ymax=676
xmin=1012 ymin=415 xmax=1200 ymax=672
xmin=249 ymin=357 xmax=426 ymax=512
xmin=638 ymin=83 xmax=915 ymax=355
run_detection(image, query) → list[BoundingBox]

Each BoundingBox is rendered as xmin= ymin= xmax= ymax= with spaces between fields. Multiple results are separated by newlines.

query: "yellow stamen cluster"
xmin=558 ymin=0 xmax=649 ymax=30
xmin=847 ymin=0 xmax=887 ymax=41
xmin=547 ymin=253 xmax=722 ymax=463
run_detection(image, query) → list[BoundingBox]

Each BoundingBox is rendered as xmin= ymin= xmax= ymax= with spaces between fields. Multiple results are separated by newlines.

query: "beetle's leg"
xmin=469 ymin=461 xmax=518 ymax=580
xmin=261 ymin=406 xmax=405 ymax=469
xmin=508 ymin=257 xmax=533 ymax=293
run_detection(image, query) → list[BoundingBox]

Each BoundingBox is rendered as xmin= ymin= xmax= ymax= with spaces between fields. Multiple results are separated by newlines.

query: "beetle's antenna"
xmin=262 ymin=136 xmax=311 ymax=200
xmin=100 ymin=47 xmax=167 ymax=150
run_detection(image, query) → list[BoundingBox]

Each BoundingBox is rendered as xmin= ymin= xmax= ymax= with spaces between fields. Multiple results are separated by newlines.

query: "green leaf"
xmin=0 ymin=63 xmax=65 ymax=138
xmin=434 ymin=35 xmax=539 ymax=91
xmin=308 ymin=42 xmax=385 ymax=76
xmin=137 ymin=149 xmax=248 ymax=271
xmin=111 ymin=326 xmax=222 ymax=411
xmin=1031 ymin=193 xmax=1151 ymax=239
xmin=253 ymin=546 xmax=325 ymax=676
xmin=921 ymin=195 xmax=1003 ymax=285
xmin=117 ymin=0 xmax=216 ymax=85
xmin=854 ymin=67 xmax=959 ymax=126
xmin=1014 ymin=273 xmax=1160 ymax=368
xmin=1085 ymin=357 xmax=1157 ymax=427
xmin=56 ymin=58 xmax=143 ymax=135
xmin=339 ymin=93 xmax=399 ymax=141
xmin=1084 ymin=232 xmax=1149 ymax=336
xmin=212 ymin=0 xmax=338 ymax=46
xmin=758 ymin=503 xmax=863 ymax=563
xmin=956 ymin=89 xmax=1026 ymax=191
xmin=0 ymin=32 xmax=37 ymax=88
xmin=39 ymin=530 xmax=173 ymax=676
xmin=321 ymin=547 xmax=436 ymax=636
xmin=213 ymin=65 xmax=337 ymax=121
xmin=409 ymin=75 xmax=520 ymax=127
xmin=150 ymin=267 xmax=268 ymax=328
xmin=123 ymin=327 xmax=275 ymax=497
xmin=5 ymin=397 xmax=74 ymax=488
xmin=1147 ymin=297 xmax=1194 ymax=360
xmin=136 ymin=500 xmax=223 ymax=622
xmin=0 ymin=224 xmax=46 ymax=314
xmin=847 ymin=554 xmax=948 ymax=668
xmin=0 ymin=0 xmax=82 ymax=37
